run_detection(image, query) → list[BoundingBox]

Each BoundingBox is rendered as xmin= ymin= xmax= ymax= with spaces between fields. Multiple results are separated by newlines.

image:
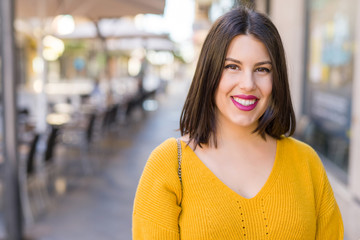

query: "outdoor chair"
xmin=60 ymin=112 xmax=97 ymax=175
xmin=19 ymin=133 xmax=50 ymax=226
xmin=43 ymin=125 xmax=62 ymax=196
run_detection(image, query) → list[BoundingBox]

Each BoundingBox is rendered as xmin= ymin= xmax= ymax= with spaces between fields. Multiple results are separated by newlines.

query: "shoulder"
xmin=134 ymin=138 xmax=183 ymax=223
xmin=279 ymin=136 xmax=324 ymax=173
xmin=137 ymin=137 xmax=181 ymax=194
xmin=145 ymin=138 xmax=178 ymax=175
xmin=280 ymin=136 xmax=319 ymax=158
xmin=149 ymin=137 xmax=178 ymax=160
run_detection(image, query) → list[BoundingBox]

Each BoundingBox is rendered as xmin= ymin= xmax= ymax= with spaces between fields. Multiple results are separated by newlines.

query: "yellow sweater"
xmin=133 ymin=137 xmax=343 ymax=239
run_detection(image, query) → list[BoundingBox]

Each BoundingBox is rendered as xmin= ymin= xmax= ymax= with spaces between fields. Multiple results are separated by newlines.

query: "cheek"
xmin=215 ymin=80 xmax=230 ymax=110
xmin=257 ymin=77 xmax=273 ymax=109
xmin=217 ymin=73 xmax=236 ymax=95
xmin=264 ymin=82 xmax=273 ymax=108
xmin=262 ymin=77 xmax=273 ymax=97
xmin=214 ymin=88 xmax=224 ymax=110
xmin=215 ymin=77 xmax=228 ymax=101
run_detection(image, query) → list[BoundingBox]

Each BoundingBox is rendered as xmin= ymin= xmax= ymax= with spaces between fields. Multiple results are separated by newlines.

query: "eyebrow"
xmin=225 ymin=57 xmax=272 ymax=66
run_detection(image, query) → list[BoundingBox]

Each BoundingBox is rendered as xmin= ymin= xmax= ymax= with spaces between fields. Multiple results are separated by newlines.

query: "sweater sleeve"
xmin=132 ymin=138 xmax=182 ymax=240
xmin=315 ymin=162 xmax=344 ymax=239
xmin=316 ymin=172 xmax=344 ymax=240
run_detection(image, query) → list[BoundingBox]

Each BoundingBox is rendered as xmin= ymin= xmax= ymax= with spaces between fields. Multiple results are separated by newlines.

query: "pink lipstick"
xmin=231 ymin=95 xmax=259 ymax=111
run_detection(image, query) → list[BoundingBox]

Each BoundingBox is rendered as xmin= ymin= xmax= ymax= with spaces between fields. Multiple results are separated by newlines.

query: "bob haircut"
xmin=180 ymin=7 xmax=296 ymax=147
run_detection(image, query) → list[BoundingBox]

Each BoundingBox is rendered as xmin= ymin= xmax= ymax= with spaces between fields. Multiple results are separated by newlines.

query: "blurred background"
xmin=0 ymin=0 xmax=359 ymax=239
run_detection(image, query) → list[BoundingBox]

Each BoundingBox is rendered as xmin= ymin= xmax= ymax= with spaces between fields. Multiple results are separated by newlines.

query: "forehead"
xmin=226 ymin=34 xmax=270 ymax=61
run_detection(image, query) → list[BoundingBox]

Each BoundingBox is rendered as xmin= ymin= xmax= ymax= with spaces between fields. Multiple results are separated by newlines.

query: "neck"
xmin=214 ymin=117 xmax=268 ymax=150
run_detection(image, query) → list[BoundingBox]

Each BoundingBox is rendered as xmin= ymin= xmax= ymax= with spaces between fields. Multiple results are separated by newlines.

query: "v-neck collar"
xmin=179 ymin=138 xmax=283 ymax=201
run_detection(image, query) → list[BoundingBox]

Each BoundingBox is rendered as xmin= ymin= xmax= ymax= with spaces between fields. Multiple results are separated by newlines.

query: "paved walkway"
xmin=26 ymin=81 xmax=186 ymax=240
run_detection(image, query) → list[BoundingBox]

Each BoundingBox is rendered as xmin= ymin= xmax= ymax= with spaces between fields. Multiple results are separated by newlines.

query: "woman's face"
xmin=215 ymin=34 xmax=273 ymax=131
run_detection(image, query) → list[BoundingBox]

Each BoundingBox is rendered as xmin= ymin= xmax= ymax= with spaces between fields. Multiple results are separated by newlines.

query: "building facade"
xmin=256 ymin=0 xmax=360 ymax=238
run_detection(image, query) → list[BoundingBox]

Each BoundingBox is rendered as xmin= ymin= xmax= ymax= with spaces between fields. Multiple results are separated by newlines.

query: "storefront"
xmin=303 ymin=0 xmax=357 ymax=177
xmin=262 ymin=0 xmax=360 ymax=237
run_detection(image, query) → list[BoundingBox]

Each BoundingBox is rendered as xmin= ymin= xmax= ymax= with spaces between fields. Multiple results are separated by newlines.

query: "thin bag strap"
xmin=176 ymin=138 xmax=182 ymax=186
xmin=176 ymin=138 xmax=183 ymax=236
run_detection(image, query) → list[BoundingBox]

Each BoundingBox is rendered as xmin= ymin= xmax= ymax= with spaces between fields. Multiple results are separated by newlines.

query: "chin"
xmin=230 ymin=118 xmax=258 ymax=129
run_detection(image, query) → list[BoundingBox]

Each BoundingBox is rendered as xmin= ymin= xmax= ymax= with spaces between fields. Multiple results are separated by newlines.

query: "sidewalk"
xmin=26 ymin=80 xmax=187 ymax=240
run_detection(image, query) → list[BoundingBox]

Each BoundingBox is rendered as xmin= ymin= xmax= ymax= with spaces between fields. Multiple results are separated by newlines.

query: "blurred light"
xmin=139 ymin=14 xmax=168 ymax=34
xmin=143 ymin=99 xmax=158 ymax=111
xmin=42 ymin=35 xmax=65 ymax=61
xmin=33 ymin=78 xmax=43 ymax=93
xmin=179 ymin=41 xmax=195 ymax=63
xmin=128 ymin=57 xmax=142 ymax=76
xmin=55 ymin=177 xmax=67 ymax=195
xmin=43 ymin=49 xmax=60 ymax=61
xmin=147 ymin=51 xmax=174 ymax=65
xmin=53 ymin=14 xmax=75 ymax=35
xmin=32 ymin=57 xmax=44 ymax=73
xmin=43 ymin=35 xmax=65 ymax=53
xmin=134 ymin=14 xmax=145 ymax=30
xmin=46 ymin=113 xmax=70 ymax=125
xmin=164 ymin=0 xmax=194 ymax=42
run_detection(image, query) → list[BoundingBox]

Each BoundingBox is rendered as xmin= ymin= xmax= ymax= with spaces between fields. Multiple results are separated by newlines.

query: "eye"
xmin=255 ymin=67 xmax=271 ymax=73
xmin=224 ymin=64 xmax=239 ymax=70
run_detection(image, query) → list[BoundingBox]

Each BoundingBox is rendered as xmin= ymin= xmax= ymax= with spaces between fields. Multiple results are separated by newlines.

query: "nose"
xmin=238 ymin=71 xmax=256 ymax=91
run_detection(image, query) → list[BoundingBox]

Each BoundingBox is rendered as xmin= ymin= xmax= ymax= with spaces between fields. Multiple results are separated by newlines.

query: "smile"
xmin=232 ymin=97 xmax=257 ymax=106
xmin=231 ymin=96 xmax=259 ymax=111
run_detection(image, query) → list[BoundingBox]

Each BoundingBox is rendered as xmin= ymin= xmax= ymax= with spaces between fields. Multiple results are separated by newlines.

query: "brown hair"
xmin=180 ymin=7 xmax=296 ymax=148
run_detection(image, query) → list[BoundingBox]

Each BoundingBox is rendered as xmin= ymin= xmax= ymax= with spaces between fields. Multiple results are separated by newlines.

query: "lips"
xmin=231 ymin=95 xmax=259 ymax=111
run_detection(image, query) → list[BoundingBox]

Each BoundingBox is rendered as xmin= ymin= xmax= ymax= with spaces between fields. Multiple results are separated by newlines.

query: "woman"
xmin=133 ymin=7 xmax=343 ymax=239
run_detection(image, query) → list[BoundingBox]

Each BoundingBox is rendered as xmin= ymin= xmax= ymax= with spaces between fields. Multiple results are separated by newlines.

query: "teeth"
xmin=233 ymin=97 xmax=257 ymax=106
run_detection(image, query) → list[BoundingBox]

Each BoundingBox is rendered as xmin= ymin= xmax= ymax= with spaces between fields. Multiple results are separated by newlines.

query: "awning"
xmin=16 ymin=0 xmax=166 ymax=19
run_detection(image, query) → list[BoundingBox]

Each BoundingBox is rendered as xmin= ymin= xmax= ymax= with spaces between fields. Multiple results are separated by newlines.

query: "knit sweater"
xmin=133 ymin=137 xmax=343 ymax=239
